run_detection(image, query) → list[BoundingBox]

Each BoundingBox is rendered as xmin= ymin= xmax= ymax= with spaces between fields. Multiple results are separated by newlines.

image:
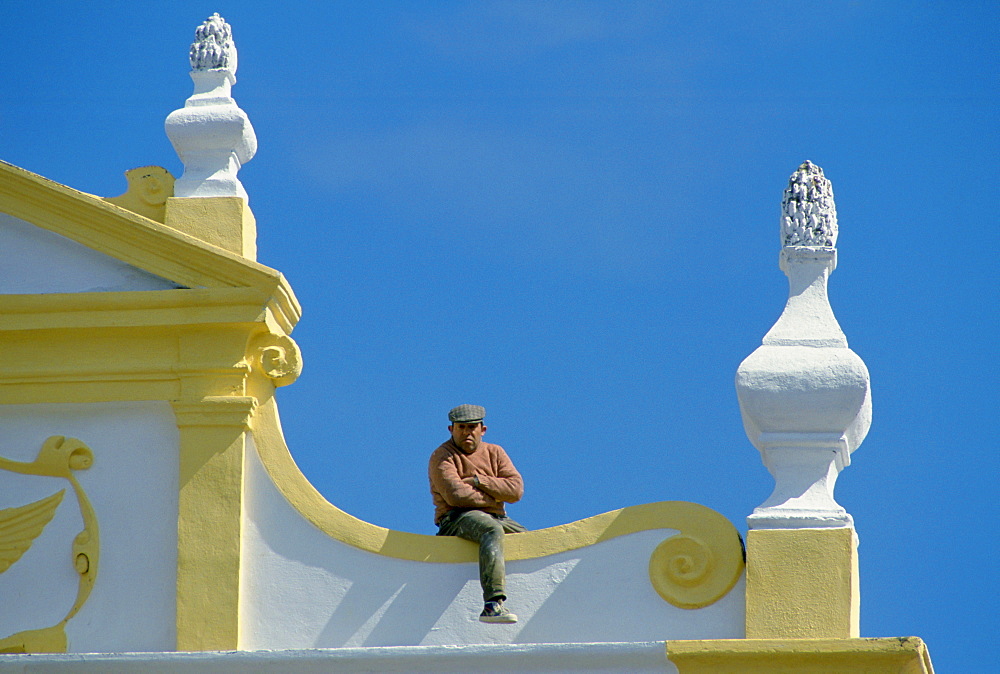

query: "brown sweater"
xmin=428 ymin=439 xmax=524 ymax=525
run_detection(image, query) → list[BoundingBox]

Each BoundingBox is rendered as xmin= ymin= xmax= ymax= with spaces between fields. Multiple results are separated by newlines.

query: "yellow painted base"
xmin=746 ymin=527 xmax=859 ymax=638
xmin=165 ymin=196 xmax=257 ymax=260
xmin=667 ymin=637 xmax=933 ymax=673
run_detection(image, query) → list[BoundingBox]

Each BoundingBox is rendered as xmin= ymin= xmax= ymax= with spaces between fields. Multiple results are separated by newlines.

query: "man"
xmin=428 ymin=404 xmax=526 ymax=623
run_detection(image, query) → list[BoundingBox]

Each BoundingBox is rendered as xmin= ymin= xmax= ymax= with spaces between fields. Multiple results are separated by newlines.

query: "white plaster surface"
xmin=0 ymin=213 xmax=180 ymax=293
xmin=0 ymin=402 xmax=180 ymax=652
xmin=241 ymin=438 xmax=744 ymax=649
xmin=0 ymin=641 xmax=678 ymax=673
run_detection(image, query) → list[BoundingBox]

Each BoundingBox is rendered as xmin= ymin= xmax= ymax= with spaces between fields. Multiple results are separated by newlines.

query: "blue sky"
xmin=3 ymin=1 xmax=997 ymax=668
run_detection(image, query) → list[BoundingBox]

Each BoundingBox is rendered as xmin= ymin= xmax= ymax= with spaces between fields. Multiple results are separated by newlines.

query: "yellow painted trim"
xmin=173 ymin=397 xmax=256 ymax=652
xmin=666 ymin=637 xmax=934 ymax=673
xmin=0 ymin=326 xmax=251 ymax=405
xmin=0 ymin=288 xmax=275 ymax=331
xmin=0 ymin=295 xmax=304 ymax=406
xmin=745 ymin=527 xmax=859 ymax=638
xmin=249 ymin=396 xmax=744 ymax=609
xmin=0 ymin=161 xmax=300 ymax=333
xmin=0 ymin=436 xmax=99 ymax=654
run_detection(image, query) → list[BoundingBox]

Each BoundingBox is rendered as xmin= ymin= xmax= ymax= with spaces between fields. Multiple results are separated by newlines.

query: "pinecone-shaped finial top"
xmin=781 ymin=160 xmax=838 ymax=247
xmin=189 ymin=13 xmax=237 ymax=73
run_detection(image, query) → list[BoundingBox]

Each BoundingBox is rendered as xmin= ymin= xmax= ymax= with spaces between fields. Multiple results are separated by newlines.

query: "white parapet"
xmin=238 ymin=426 xmax=746 ymax=650
xmin=165 ymin=14 xmax=257 ymax=201
xmin=736 ymin=162 xmax=871 ymax=530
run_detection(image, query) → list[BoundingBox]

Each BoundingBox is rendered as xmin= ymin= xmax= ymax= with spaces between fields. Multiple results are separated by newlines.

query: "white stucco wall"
xmin=0 ymin=213 xmax=179 ymax=293
xmin=0 ymin=401 xmax=180 ymax=652
xmin=240 ymin=438 xmax=744 ymax=649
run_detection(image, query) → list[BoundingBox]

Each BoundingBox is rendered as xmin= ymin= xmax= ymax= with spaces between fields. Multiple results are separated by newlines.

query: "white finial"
xmin=781 ymin=160 xmax=838 ymax=248
xmin=165 ymin=14 xmax=256 ymax=200
xmin=190 ymin=13 xmax=237 ymax=73
xmin=735 ymin=163 xmax=871 ymax=530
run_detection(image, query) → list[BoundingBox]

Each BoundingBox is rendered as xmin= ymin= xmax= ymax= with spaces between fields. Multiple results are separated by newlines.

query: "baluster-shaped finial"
xmin=165 ymin=13 xmax=257 ymax=200
xmin=735 ymin=162 xmax=871 ymax=530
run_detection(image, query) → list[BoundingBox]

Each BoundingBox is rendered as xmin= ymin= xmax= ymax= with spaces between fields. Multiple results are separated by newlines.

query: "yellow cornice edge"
xmin=0 ymin=161 xmax=301 ymax=327
xmin=0 ymin=294 xmax=300 ymax=405
xmin=250 ymin=397 xmax=744 ymax=608
xmin=266 ymin=277 xmax=302 ymax=336
xmin=666 ymin=637 xmax=934 ymax=673
xmin=0 ymin=288 xmax=269 ymax=331
xmin=0 ymin=286 xmax=299 ymax=336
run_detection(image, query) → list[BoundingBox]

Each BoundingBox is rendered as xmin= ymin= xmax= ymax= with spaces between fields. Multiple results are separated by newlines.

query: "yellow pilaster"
xmin=745 ymin=527 xmax=859 ymax=639
xmin=165 ymin=196 xmax=257 ymax=260
xmin=172 ymin=396 xmax=256 ymax=651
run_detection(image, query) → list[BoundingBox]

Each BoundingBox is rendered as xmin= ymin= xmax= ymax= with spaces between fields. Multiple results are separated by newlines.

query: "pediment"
xmin=0 ymin=161 xmax=300 ymax=331
xmin=1 ymin=161 xmax=288 ymax=292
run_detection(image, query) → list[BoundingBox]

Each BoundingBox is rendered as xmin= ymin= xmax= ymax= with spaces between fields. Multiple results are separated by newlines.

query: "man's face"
xmin=449 ymin=422 xmax=486 ymax=453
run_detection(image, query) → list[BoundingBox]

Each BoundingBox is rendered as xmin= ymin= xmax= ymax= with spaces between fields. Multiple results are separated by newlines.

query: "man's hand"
xmin=463 ymin=476 xmax=480 ymax=489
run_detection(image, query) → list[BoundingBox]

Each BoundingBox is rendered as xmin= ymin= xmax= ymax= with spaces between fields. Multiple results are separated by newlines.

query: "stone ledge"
xmin=0 ymin=641 xmax=672 ymax=673
xmin=667 ymin=637 xmax=933 ymax=674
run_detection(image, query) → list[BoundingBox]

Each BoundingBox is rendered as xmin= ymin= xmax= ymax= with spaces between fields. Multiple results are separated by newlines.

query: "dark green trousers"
xmin=437 ymin=509 xmax=527 ymax=601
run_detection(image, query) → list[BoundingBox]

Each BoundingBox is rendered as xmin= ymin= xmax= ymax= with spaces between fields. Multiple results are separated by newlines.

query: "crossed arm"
xmin=430 ymin=449 xmax=523 ymax=509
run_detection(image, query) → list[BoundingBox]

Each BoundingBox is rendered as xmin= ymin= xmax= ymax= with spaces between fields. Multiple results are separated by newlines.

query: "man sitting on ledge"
xmin=429 ymin=404 xmax=526 ymax=623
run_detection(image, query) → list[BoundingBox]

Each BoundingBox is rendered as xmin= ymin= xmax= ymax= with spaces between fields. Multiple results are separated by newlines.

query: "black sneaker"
xmin=479 ymin=599 xmax=517 ymax=623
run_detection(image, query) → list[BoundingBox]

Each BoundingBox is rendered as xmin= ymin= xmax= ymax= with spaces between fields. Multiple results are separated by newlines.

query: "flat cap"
xmin=448 ymin=404 xmax=486 ymax=423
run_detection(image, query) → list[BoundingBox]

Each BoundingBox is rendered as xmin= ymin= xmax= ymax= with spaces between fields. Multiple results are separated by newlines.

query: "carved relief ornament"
xmin=0 ymin=437 xmax=99 ymax=653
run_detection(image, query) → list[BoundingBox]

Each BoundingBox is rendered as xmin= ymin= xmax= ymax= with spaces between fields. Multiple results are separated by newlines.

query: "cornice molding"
xmin=0 ymin=288 xmax=274 ymax=331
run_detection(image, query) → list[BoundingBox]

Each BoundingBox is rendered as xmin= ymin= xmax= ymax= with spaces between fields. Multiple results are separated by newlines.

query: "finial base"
xmin=744 ymin=436 xmax=855 ymax=530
